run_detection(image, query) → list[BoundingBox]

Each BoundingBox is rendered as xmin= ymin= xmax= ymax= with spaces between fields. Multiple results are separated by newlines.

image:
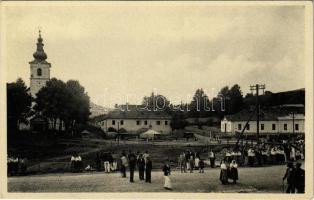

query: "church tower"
xmin=30 ymin=30 xmax=51 ymax=98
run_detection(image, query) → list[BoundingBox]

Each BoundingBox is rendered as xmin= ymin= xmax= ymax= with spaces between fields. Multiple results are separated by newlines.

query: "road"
xmin=8 ymin=164 xmax=287 ymax=193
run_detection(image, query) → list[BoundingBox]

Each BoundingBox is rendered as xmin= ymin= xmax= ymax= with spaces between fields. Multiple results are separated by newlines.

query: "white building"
xmin=94 ymin=107 xmax=172 ymax=134
xmin=221 ymin=110 xmax=305 ymax=135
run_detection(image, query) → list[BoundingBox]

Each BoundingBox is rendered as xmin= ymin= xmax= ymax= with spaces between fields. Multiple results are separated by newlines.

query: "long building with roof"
xmin=221 ymin=106 xmax=305 ymax=135
xmin=94 ymin=105 xmax=172 ymax=134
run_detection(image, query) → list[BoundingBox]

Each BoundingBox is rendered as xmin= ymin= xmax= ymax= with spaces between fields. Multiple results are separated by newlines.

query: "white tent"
xmin=140 ymin=129 xmax=161 ymax=139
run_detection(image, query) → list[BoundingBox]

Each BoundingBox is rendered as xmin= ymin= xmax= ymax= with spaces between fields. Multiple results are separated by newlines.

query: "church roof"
xmin=31 ymin=30 xmax=48 ymax=63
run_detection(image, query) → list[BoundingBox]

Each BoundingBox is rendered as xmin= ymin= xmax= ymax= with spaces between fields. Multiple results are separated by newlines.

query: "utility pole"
xmin=250 ymin=84 xmax=266 ymax=145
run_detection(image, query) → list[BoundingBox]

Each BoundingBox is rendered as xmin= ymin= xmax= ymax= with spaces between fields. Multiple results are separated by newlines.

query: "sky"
xmin=4 ymin=2 xmax=306 ymax=108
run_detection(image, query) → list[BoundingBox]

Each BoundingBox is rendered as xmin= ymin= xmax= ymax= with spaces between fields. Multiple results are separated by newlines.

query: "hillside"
xmin=89 ymin=102 xmax=111 ymax=118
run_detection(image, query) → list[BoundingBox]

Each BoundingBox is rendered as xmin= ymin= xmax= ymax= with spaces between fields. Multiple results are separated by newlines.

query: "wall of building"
xmin=30 ymin=62 xmax=51 ymax=98
xmin=221 ymin=117 xmax=305 ymax=135
xmin=98 ymin=118 xmax=172 ymax=134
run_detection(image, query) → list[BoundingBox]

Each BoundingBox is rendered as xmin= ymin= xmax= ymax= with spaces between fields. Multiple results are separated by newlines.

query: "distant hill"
xmin=89 ymin=102 xmax=111 ymax=118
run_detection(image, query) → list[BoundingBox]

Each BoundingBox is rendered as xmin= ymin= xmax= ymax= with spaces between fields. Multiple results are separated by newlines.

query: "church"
xmin=19 ymin=31 xmax=64 ymax=132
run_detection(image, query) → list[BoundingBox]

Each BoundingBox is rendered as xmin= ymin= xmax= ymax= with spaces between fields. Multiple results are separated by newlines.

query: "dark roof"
xmin=224 ymin=110 xmax=284 ymax=122
xmin=91 ymin=106 xmax=172 ymax=122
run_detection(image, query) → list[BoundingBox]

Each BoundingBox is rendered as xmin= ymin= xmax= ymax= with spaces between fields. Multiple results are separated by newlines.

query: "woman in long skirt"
xmin=229 ymin=160 xmax=239 ymax=184
xmin=220 ymin=160 xmax=228 ymax=185
xmin=163 ymin=161 xmax=172 ymax=190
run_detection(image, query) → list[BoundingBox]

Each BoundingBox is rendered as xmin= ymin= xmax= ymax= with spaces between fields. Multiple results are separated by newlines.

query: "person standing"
xmin=179 ymin=153 xmax=187 ymax=173
xmin=283 ymin=162 xmax=296 ymax=193
xmin=220 ymin=160 xmax=228 ymax=185
xmin=290 ymin=147 xmax=296 ymax=162
xmin=112 ymin=151 xmax=118 ymax=171
xmin=143 ymin=151 xmax=150 ymax=164
xmin=163 ymin=161 xmax=172 ymax=190
xmin=103 ymin=152 xmax=110 ymax=173
xmin=19 ymin=156 xmax=28 ymax=175
xmin=185 ymin=151 xmax=190 ymax=171
xmin=95 ymin=152 xmax=102 ymax=171
xmin=137 ymin=154 xmax=145 ymax=181
xmin=189 ymin=154 xmax=194 ymax=173
xmin=120 ymin=153 xmax=128 ymax=178
xmin=294 ymin=163 xmax=305 ymax=193
xmin=247 ymin=148 xmax=255 ymax=167
xmin=271 ymin=147 xmax=277 ymax=164
xmin=145 ymin=157 xmax=152 ymax=183
xmin=194 ymin=155 xmax=200 ymax=170
xmin=128 ymin=151 xmax=137 ymax=183
xmin=225 ymin=150 xmax=231 ymax=163
xmin=229 ymin=160 xmax=238 ymax=184
xmin=209 ymin=150 xmax=215 ymax=168
xmin=199 ymin=159 xmax=205 ymax=173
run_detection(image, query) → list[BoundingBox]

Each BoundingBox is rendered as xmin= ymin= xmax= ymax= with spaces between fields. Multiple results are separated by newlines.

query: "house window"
xmin=295 ymin=124 xmax=299 ymax=131
xmin=238 ymin=124 xmax=242 ymax=130
xmin=102 ymin=121 xmax=104 ymax=126
xmin=272 ymin=124 xmax=276 ymax=130
xmin=165 ymin=121 xmax=168 ymax=125
xmin=136 ymin=120 xmax=141 ymax=125
xmin=144 ymin=120 xmax=148 ymax=125
xmin=246 ymin=124 xmax=250 ymax=130
xmin=112 ymin=120 xmax=115 ymax=125
xmin=284 ymin=124 xmax=287 ymax=131
xmin=261 ymin=124 xmax=264 ymax=130
xmin=156 ymin=121 xmax=161 ymax=125
xmin=120 ymin=120 xmax=124 ymax=125
xmin=37 ymin=68 xmax=42 ymax=76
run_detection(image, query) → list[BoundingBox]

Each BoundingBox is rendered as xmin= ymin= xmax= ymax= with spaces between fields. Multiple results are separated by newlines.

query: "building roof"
xmin=223 ymin=109 xmax=298 ymax=122
xmin=92 ymin=106 xmax=172 ymax=122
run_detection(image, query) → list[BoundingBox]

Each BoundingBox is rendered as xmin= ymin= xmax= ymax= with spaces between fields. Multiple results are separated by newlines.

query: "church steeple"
xmin=29 ymin=29 xmax=51 ymax=98
xmin=33 ymin=30 xmax=47 ymax=62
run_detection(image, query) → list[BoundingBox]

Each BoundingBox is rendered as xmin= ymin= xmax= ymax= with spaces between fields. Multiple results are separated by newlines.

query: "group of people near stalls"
xmin=243 ymin=143 xmax=304 ymax=167
xmin=7 ymin=154 xmax=28 ymax=176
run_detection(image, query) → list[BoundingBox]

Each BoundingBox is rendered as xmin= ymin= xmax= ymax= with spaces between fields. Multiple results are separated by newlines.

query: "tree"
xmin=141 ymin=92 xmax=170 ymax=111
xmin=35 ymin=78 xmax=90 ymax=134
xmin=228 ymin=84 xmax=243 ymax=114
xmin=35 ymin=78 xmax=68 ymax=131
xmin=7 ymin=78 xmax=32 ymax=133
xmin=217 ymin=84 xmax=243 ymax=115
xmin=170 ymin=111 xmax=188 ymax=130
xmin=189 ymin=88 xmax=211 ymax=118
xmin=65 ymin=80 xmax=90 ymax=132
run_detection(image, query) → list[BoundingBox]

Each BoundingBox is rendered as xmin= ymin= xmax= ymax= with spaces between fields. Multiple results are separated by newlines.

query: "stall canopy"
xmin=140 ymin=129 xmax=161 ymax=139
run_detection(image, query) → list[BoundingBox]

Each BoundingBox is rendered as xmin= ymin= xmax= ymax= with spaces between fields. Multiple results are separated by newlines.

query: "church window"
xmin=37 ymin=68 xmax=42 ymax=76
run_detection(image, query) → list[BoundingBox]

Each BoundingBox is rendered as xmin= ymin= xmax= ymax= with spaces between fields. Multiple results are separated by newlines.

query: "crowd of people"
xmin=92 ymin=150 xmax=153 ymax=183
xmin=7 ymin=155 xmax=28 ymax=176
xmin=177 ymin=150 xmax=207 ymax=173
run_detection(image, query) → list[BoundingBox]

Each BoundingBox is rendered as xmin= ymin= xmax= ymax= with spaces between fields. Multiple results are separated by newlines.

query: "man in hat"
xmin=294 ymin=163 xmax=305 ymax=193
xmin=145 ymin=156 xmax=152 ymax=183
xmin=128 ymin=150 xmax=137 ymax=183
xmin=283 ymin=162 xmax=296 ymax=193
